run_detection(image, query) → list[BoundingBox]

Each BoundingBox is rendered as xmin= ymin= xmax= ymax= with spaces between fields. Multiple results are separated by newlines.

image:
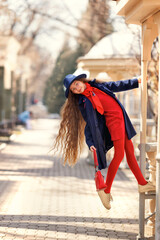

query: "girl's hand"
xmin=138 ymin=76 xmax=148 ymax=83
xmin=138 ymin=76 xmax=141 ymax=83
xmin=90 ymin=145 xmax=96 ymax=152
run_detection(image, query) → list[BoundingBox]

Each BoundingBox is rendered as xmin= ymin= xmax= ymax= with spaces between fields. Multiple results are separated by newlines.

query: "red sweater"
xmin=82 ymin=83 xmax=125 ymax=141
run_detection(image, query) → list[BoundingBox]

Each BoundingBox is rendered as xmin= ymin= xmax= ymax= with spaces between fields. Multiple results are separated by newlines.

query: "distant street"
xmin=0 ymin=118 xmax=149 ymax=240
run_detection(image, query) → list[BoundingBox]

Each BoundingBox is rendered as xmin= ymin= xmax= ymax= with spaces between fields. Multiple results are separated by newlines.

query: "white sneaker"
xmin=98 ymin=190 xmax=113 ymax=210
xmin=138 ymin=181 xmax=156 ymax=193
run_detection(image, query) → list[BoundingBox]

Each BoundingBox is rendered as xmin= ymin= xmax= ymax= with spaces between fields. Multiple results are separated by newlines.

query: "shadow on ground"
xmin=0 ymin=152 xmax=130 ymax=182
xmin=0 ymin=214 xmax=138 ymax=239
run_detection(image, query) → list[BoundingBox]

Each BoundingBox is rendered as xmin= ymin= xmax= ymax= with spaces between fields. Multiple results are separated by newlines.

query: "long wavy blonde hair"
xmin=53 ymin=86 xmax=86 ymax=167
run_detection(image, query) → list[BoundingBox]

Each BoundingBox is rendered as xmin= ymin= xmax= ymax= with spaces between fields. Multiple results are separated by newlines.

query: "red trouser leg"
xmin=104 ymin=133 xmax=147 ymax=194
xmin=125 ymin=133 xmax=147 ymax=185
xmin=104 ymin=138 xmax=125 ymax=193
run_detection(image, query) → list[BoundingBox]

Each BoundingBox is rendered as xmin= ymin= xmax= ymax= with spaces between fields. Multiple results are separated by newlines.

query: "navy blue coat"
xmin=78 ymin=78 xmax=139 ymax=170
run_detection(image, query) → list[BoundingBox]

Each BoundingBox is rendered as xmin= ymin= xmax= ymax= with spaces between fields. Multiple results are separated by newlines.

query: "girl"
xmin=54 ymin=73 xmax=155 ymax=210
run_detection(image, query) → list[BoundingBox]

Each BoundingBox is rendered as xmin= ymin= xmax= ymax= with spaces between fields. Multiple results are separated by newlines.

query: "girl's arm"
xmin=85 ymin=123 xmax=94 ymax=149
xmin=100 ymin=78 xmax=139 ymax=92
xmin=78 ymin=99 xmax=94 ymax=148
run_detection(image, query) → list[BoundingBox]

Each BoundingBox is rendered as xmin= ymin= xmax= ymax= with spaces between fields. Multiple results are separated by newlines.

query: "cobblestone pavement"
xmin=0 ymin=119 xmax=147 ymax=240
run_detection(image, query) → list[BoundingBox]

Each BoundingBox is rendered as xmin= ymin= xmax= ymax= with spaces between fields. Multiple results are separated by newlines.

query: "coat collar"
xmin=88 ymin=79 xmax=115 ymax=96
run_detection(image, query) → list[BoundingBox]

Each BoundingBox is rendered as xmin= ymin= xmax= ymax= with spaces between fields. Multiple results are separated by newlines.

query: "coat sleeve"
xmin=102 ymin=78 xmax=139 ymax=92
xmin=84 ymin=123 xmax=94 ymax=149
xmin=78 ymin=97 xmax=94 ymax=149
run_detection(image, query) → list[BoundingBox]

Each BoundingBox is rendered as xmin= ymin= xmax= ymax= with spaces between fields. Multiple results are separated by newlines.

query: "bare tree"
xmin=0 ymin=0 xmax=114 ymax=106
xmin=0 ymin=0 xmax=115 ymax=56
xmin=77 ymin=0 xmax=113 ymax=52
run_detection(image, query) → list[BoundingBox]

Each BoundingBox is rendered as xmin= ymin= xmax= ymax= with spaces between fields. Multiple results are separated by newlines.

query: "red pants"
xmin=104 ymin=132 xmax=147 ymax=193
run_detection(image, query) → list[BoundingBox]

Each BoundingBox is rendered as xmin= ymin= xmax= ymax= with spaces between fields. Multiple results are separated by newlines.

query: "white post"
xmin=145 ymin=143 xmax=157 ymax=236
xmin=154 ymin=12 xmax=160 ymax=240
xmin=139 ymin=59 xmax=148 ymax=239
xmin=138 ymin=19 xmax=154 ymax=239
xmin=138 ymin=23 xmax=148 ymax=239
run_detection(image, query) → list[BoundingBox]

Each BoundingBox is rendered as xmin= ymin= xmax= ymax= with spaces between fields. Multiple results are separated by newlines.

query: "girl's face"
xmin=70 ymin=80 xmax=86 ymax=94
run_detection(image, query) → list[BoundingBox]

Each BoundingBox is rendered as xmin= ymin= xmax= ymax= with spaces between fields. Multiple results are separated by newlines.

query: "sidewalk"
xmin=0 ymin=119 xmax=145 ymax=240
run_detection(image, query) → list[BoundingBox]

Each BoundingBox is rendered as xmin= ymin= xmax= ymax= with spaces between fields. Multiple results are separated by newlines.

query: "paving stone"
xmin=0 ymin=119 xmax=153 ymax=240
